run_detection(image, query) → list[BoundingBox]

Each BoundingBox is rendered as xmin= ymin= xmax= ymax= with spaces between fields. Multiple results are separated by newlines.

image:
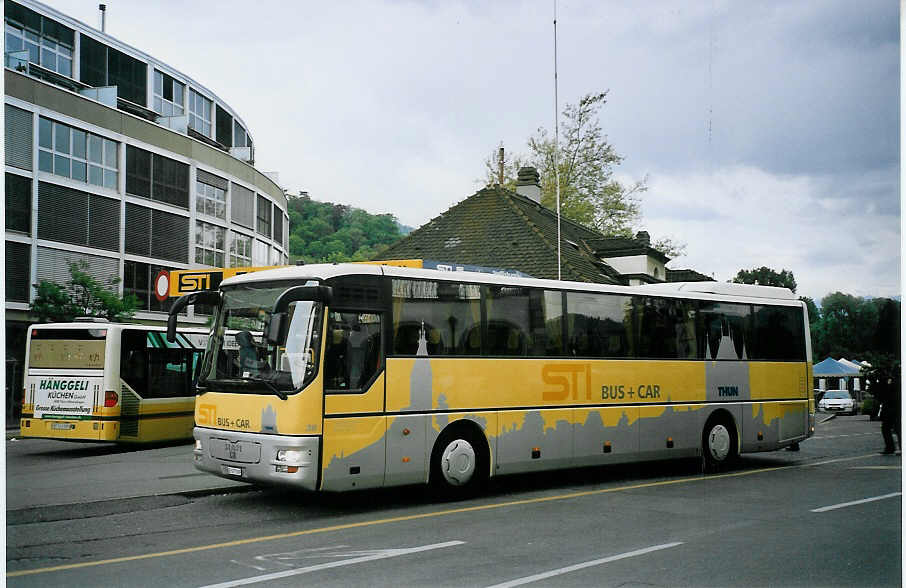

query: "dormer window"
xmin=153 ymin=70 xmax=185 ymax=117
xmin=5 ymin=5 xmax=74 ymax=77
xmin=188 ymin=88 xmax=212 ymax=137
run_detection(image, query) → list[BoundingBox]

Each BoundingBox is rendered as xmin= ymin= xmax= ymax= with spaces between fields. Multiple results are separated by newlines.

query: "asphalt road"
xmin=6 ymin=415 xmax=902 ymax=587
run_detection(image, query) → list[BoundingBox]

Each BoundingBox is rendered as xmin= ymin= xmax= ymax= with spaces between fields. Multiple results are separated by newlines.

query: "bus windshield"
xmin=200 ymin=284 xmax=323 ymax=395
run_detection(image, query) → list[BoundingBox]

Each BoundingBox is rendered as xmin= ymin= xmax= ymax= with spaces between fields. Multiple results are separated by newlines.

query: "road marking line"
xmin=852 ymin=466 xmax=901 ymax=470
xmin=811 ymin=492 xmax=901 ymax=513
xmin=197 ymin=541 xmax=465 ymax=588
xmin=7 ymin=452 xmax=879 ymax=578
xmin=485 ymin=542 xmax=683 ymax=588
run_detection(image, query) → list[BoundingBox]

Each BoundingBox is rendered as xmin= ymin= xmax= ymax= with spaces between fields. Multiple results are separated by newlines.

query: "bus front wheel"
xmin=702 ymin=415 xmax=737 ymax=473
xmin=430 ymin=426 xmax=488 ymax=498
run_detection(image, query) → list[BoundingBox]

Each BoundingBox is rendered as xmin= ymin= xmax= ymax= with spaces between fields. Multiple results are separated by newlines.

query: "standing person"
xmin=868 ymin=355 xmax=902 ymax=455
xmin=879 ymin=373 xmax=901 ymax=455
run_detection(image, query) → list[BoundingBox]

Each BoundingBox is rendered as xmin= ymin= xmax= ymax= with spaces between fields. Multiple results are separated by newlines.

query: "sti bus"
xmin=169 ymin=263 xmax=814 ymax=495
xmin=20 ymin=321 xmax=207 ymax=443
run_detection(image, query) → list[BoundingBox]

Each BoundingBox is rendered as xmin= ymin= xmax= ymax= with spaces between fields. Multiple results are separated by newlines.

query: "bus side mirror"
xmin=166 ymin=290 xmax=221 ymax=342
xmin=272 ymin=285 xmax=333 ymax=313
xmin=265 ymin=312 xmax=288 ymax=346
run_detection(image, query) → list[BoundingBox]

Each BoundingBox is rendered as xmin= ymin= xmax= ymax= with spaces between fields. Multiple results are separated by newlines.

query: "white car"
xmin=819 ymin=390 xmax=856 ymax=415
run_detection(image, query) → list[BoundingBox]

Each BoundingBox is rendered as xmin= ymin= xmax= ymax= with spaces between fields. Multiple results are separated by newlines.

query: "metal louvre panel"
xmin=126 ymin=145 xmax=152 ymax=198
xmin=5 ymin=241 xmax=31 ymax=302
xmin=256 ymin=194 xmax=271 ymax=237
xmin=5 ymin=105 xmax=33 ymax=171
xmin=197 ymin=169 xmax=228 ymax=191
xmin=35 ymin=246 xmax=119 ymax=288
xmin=151 ymin=154 xmax=189 ymax=208
xmin=273 ymin=204 xmax=284 ymax=246
xmin=150 ymin=209 xmax=189 ymax=262
xmin=215 ymin=104 xmax=232 ymax=147
xmin=231 ymin=183 xmax=254 ymax=228
xmin=37 ymin=182 xmax=89 ymax=246
xmin=125 ymin=202 xmax=152 ymax=256
xmin=88 ymin=195 xmax=121 ymax=252
xmin=6 ymin=173 xmax=32 ymax=234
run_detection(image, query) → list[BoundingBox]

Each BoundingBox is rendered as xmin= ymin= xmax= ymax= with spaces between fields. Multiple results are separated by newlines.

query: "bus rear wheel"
xmin=702 ymin=416 xmax=737 ymax=473
xmin=430 ymin=426 xmax=487 ymax=498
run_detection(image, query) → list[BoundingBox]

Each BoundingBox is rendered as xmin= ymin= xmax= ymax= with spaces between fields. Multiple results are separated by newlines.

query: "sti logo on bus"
xmin=178 ymin=272 xmax=219 ymax=293
xmin=542 ymin=364 xmax=592 ymax=401
xmin=197 ymin=404 xmax=216 ymax=425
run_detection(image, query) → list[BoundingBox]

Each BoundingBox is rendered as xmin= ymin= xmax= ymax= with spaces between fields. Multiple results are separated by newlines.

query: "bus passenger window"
xmin=325 ymin=312 xmax=382 ymax=391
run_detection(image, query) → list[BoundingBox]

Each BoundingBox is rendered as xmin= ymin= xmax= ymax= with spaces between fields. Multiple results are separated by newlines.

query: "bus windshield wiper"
xmin=241 ymin=376 xmax=287 ymax=400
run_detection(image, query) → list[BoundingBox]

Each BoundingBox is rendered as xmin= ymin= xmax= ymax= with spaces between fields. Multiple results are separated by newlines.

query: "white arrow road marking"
xmin=486 ymin=542 xmax=685 ymax=588
xmin=199 ymin=540 xmax=465 ymax=588
xmin=811 ymin=492 xmax=901 ymax=513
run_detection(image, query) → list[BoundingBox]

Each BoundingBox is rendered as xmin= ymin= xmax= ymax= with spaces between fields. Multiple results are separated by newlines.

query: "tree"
xmin=814 ymin=292 xmax=880 ymax=359
xmin=484 ymin=91 xmax=647 ymax=237
xmin=285 ymin=192 xmax=403 ymax=263
xmin=31 ymin=262 xmax=137 ymax=323
xmin=731 ymin=267 xmax=797 ymax=293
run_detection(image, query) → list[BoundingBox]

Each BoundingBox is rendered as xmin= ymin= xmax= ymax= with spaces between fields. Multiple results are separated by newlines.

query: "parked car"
xmin=818 ymin=389 xmax=857 ymax=415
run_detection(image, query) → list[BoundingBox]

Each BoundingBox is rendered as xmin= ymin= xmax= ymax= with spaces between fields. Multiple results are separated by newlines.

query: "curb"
xmin=6 ymin=484 xmax=255 ymax=525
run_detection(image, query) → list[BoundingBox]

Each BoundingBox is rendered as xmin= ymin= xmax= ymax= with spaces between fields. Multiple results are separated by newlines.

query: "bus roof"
xmin=219 ymin=263 xmax=802 ymax=307
xmin=28 ymin=322 xmax=209 ymax=334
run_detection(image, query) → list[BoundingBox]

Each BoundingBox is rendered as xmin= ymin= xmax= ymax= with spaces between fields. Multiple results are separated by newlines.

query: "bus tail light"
xmin=104 ymin=390 xmax=119 ymax=407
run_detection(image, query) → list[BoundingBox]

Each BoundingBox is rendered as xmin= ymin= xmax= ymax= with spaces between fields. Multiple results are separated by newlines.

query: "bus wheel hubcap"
xmin=708 ymin=424 xmax=731 ymax=461
xmin=441 ymin=439 xmax=476 ymax=486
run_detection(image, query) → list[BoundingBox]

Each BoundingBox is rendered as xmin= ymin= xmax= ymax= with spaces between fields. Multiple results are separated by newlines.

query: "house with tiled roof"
xmin=377 ymin=167 xmax=678 ymax=285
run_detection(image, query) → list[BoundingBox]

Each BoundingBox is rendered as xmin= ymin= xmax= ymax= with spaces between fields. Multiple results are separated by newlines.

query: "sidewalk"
xmin=6 ymin=433 xmax=249 ymax=513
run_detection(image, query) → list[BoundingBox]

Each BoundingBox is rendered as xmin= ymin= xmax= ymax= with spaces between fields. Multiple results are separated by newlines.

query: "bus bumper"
xmin=19 ymin=417 xmax=119 ymax=441
xmin=193 ymin=427 xmax=320 ymax=491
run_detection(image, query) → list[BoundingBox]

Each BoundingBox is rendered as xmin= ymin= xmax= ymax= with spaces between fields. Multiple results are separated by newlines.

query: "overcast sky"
xmin=48 ymin=0 xmax=900 ymax=301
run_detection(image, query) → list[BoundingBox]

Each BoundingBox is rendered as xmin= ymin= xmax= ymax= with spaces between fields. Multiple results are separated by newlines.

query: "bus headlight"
xmin=194 ymin=439 xmax=203 ymax=451
xmin=276 ymin=449 xmax=304 ymax=464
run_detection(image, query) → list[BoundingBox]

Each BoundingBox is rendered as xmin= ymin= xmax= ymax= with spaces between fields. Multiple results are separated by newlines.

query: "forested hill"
xmin=287 ymin=193 xmax=405 ymax=263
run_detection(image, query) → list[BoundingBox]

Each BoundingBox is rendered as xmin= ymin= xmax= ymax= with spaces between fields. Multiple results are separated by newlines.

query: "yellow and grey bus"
xmin=169 ymin=263 xmax=814 ymax=494
xmin=20 ymin=321 xmax=208 ymax=443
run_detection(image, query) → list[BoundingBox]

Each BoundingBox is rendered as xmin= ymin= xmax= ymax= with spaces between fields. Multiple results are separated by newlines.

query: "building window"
xmin=38 ymin=118 xmax=118 ymax=190
xmin=229 ymin=232 xmax=252 ymax=267
xmin=195 ymin=221 xmax=225 ymax=267
xmin=233 ymin=121 xmax=248 ymax=148
xmin=256 ymin=194 xmax=271 ymax=237
xmin=196 ymin=179 xmax=226 ymax=220
xmin=126 ymin=145 xmax=189 ymax=208
xmin=6 ymin=173 xmax=31 ymax=234
xmin=153 ymin=70 xmax=185 ymax=117
xmin=188 ymin=89 xmax=212 ymax=137
xmin=5 ymin=4 xmax=74 ymax=77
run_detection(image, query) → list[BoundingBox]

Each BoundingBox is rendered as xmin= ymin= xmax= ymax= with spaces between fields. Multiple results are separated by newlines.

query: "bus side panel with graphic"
xmin=176 ymin=263 xmax=812 ymax=494
xmin=20 ymin=324 xmax=206 ymax=443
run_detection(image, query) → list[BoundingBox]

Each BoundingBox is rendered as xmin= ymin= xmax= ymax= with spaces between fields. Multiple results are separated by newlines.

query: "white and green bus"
xmin=20 ymin=321 xmax=208 ymax=443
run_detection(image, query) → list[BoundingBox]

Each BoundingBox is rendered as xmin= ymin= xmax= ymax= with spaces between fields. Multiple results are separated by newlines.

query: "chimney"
xmin=99 ymin=4 xmax=106 ymax=32
xmin=515 ymin=166 xmax=541 ymax=203
xmin=635 ymin=231 xmax=650 ymax=246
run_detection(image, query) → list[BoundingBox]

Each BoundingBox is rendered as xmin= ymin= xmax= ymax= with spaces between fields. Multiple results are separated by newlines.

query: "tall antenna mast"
xmin=553 ymin=0 xmax=561 ymax=280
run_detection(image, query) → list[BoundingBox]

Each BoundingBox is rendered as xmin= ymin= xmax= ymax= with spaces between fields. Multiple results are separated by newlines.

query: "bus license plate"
xmin=51 ymin=423 xmax=74 ymax=430
xmin=222 ymin=465 xmax=243 ymax=477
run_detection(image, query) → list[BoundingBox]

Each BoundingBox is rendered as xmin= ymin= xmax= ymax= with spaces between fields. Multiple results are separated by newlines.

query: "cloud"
xmin=642 ymin=165 xmax=900 ymax=300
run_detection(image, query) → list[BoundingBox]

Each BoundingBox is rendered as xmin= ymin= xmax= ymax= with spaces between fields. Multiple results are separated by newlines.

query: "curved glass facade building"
xmin=4 ymin=0 xmax=289 ymax=415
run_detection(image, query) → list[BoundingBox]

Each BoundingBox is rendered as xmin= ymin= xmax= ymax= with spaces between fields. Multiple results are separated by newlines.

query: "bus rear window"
xmin=29 ymin=329 xmax=106 ymax=369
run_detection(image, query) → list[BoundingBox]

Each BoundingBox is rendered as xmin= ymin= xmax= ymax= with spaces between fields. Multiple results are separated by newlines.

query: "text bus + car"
xmin=169 ymin=263 xmax=814 ymax=494
xmin=20 ymin=321 xmax=207 ymax=443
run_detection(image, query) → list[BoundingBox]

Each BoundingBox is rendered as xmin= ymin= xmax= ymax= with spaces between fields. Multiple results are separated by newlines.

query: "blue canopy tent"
xmin=813 ymin=357 xmax=866 ymax=402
